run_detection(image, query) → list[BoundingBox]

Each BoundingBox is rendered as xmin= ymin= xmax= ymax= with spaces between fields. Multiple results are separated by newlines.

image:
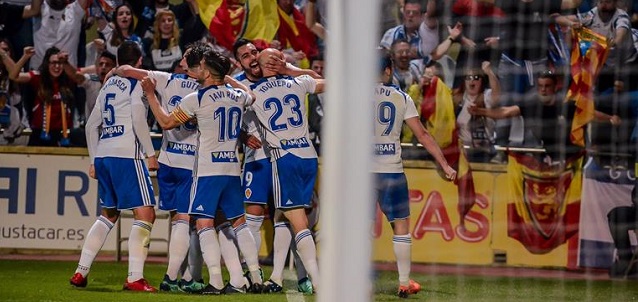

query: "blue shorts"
xmin=272 ymin=154 xmax=317 ymax=209
xmin=374 ymin=173 xmax=409 ymax=222
xmin=243 ymin=158 xmax=273 ymax=205
xmin=94 ymin=157 xmax=156 ymax=211
xmin=189 ymin=175 xmax=244 ymax=220
xmin=157 ymin=163 xmax=192 ymax=214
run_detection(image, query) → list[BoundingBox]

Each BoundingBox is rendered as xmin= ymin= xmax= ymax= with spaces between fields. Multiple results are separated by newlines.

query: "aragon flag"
xmin=419 ymin=76 xmax=476 ymax=228
xmin=566 ymin=28 xmax=609 ymax=147
xmin=507 ymin=152 xmax=583 ymax=254
xmin=277 ymin=5 xmax=319 ymax=59
xmin=196 ymin=0 xmax=280 ymax=51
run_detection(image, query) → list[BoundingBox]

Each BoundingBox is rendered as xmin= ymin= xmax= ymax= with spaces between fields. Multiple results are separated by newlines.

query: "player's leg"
xmin=243 ymin=158 xmax=272 ymax=253
xmin=222 ymin=175 xmax=264 ymax=292
xmin=190 ymin=176 xmax=224 ymax=294
xmin=216 ymin=218 xmax=248 ymax=293
xmin=263 ymin=211 xmax=291 ymax=292
xmin=180 ymin=220 xmax=206 ymax=292
xmin=277 ymin=155 xmax=320 ymax=291
xmin=159 ymin=164 xmax=192 ymax=292
xmin=376 ymin=172 xmax=419 ymax=298
xmin=71 ymin=157 xmax=119 ymax=288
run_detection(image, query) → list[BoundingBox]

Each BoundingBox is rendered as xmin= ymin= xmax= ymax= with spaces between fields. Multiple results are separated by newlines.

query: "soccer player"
xmin=233 ymin=38 xmax=318 ymax=294
xmin=70 ymin=41 xmax=158 ymax=292
xmin=374 ymin=53 xmax=456 ymax=298
xmin=112 ymin=42 xmax=210 ymax=293
xmin=248 ymin=48 xmax=324 ymax=292
xmin=140 ymin=49 xmax=257 ymax=294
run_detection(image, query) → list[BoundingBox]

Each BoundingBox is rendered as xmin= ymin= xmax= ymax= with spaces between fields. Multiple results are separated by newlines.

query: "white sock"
xmin=198 ymin=227 xmax=223 ymax=289
xmin=185 ymin=225 xmax=203 ymax=282
xmin=127 ymin=220 xmax=153 ymax=283
xmin=295 ymin=229 xmax=319 ymax=289
xmin=218 ymin=223 xmax=245 ymax=287
xmin=76 ymin=216 xmax=114 ymax=277
xmin=166 ymin=219 xmax=190 ymax=280
xmin=393 ymin=234 xmax=412 ymax=286
xmin=291 ymin=240 xmax=308 ymax=281
xmin=245 ymin=214 xmax=264 ymax=253
xmin=269 ymin=222 xmax=292 ymax=285
xmin=234 ymin=223 xmax=262 ymax=284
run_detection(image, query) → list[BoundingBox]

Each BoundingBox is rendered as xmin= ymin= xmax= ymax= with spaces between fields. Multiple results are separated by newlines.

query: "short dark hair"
xmin=232 ymin=38 xmax=253 ymax=60
xmin=99 ymin=51 xmax=116 ymax=63
xmin=203 ymin=50 xmax=231 ymax=80
xmin=310 ymin=53 xmax=324 ymax=66
xmin=116 ymin=41 xmax=142 ymax=66
xmin=185 ymin=42 xmax=212 ymax=68
xmin=538 ymin=70 xmax=558 ymax=84
xmin=379 ymin=50 xmax=392 ymax=73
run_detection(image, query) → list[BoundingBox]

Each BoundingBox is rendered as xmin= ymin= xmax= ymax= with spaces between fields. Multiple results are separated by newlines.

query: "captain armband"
xmin=171 ymin=108 xmax=191 ymax=124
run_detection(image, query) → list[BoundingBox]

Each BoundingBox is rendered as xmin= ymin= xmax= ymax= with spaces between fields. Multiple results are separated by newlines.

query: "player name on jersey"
xmin=375 ymin=86 xmax=393 ymax=97
xmin=256 ymin=79 xmax=293 ymax=93
xmin=208 ymin=90 xmax=243 ymax=103
xmin=103 ymin=78 xmax=129 ymax=92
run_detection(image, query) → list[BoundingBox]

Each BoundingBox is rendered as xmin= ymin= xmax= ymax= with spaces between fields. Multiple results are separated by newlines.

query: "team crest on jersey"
xmin=280 ymin=137 xmax=310 ymax=150
xmin=100 ymin=125 xmax=125 ymax=139
xmin=374 ymin=143 xmax=396 ymax=155
xmin=166 ymin=141 xmax=196 ymax=155
xmin=168 ymin=95 xmax=182 ymax=107
xmin=211 ymin=151 xmax=238 ymax=162
xmin=245 ymin=188 xmax=252 ymax=199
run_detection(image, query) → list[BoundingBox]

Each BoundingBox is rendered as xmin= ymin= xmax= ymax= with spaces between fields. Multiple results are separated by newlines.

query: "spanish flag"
xmin=507 ymin=152 xmax=583 ymax=254
xmin=277 ymin=5 xmax=319 ymax=59
xmin=196 ymin=0 xmax=279 ymax=51
xmin=420 ymin=77 xmax=476 ymax=227
xmin=566 ymin=28 xmax=609 ymax=146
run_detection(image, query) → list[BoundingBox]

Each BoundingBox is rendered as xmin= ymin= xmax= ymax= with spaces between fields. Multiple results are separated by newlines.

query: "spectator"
xmin=381 ymin=0 xmax=439 ymax=60
xmin=144 ymin=10 xmax=183 ymax=72
xmin=492 ymin=0 xmax=581 ymax=147
xmin=97 ymin=2 xmax=144 ymax=58
xmin=276 ymin=0 xmax=319 ymax=67
xmin=469 ymin=71 xmax=618 ymax=163
xmin=390 ymin=39 xmax=419 ymax=91
xmin=31 ymin=0 xmax=89 ymax=69
xmin=0 ymin=0 xmax=41 ymax=59
xmin=7 ymin=46 xmax=76 ymax=147
xmin=577 ymin=0 xmax=637 ymax=92
xmin=404 ymin=60 xmax=448 ymax=144
xmin=451 ymin=0 xmax=504 ymax=89
xmin=455 ymin=61 xmax=500 ymax=162
xmin=0 ymin=91 xmax=25 ymax=145
xmin=130 ymin=0 xmax=197 ymax=40
xmin=0 ymin=39 xmax=29 ymax=136
xmin=307 ymin=54 xmax=324 ymax=153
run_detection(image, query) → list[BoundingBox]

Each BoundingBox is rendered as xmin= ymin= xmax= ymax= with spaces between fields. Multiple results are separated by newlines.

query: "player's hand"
xmin=610 ymin=115 xmax=621 ymax=126
xmin=264 ymin=54 xmax=286 ymax=74
xmin=23 ymin=46 xmax=35 ymax=59
xmin=147 ymin=156 xmax=159 ymax=171
xmin=442 ymin=166 xmax=457 ymax=182
xmin=89 ymin=164 xmax=96 ymax=179
xmin=141 ymin=77 xmax=156 ymax=98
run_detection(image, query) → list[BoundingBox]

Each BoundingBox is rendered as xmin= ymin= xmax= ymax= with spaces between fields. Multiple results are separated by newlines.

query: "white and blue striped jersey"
xmin=86 ymin=75 xmax=155 ymax=163
xmin=250 ymin=75 xmax=318 ymax=160
xmin=174 ymin=84 xmax=252 ymax=177
xmin=372 ymin=83 xmax=418 ymax=173
xmin=149 ymin=71 xmax=200 ymax=170
xmin=236 ymin=72 xmax=270 ymax=163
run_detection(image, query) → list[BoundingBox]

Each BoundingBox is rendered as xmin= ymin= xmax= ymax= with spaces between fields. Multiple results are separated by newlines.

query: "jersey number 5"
xmin=103 ymin=93 xmax=116 ymax=126
xmin=263 ymin=94 xmax=303 ymax=132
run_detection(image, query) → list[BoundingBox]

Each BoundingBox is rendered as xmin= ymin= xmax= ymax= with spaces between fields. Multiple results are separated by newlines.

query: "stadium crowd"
xmin=1 ymin=0 xmax=638 ymax=297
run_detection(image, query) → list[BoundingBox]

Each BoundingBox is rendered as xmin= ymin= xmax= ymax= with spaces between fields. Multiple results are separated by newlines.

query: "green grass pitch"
xmin=0 ymin=260 xmax=637 ymax=301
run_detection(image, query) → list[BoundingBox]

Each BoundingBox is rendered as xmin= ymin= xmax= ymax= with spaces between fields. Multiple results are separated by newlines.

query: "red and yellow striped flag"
xmin=566 ymin=28 xmax=609 ymax=146
xmin=420 ymin=77 xmax=476 ymax=227
xmin=197 ymin=0 xmax=279 ymax=51
xmin=277 ymin=5 xmax=319 ymax=59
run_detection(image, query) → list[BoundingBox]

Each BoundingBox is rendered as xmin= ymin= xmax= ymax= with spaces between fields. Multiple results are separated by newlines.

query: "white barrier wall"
xmin=0 ymin=152 xmax=169 ymax=253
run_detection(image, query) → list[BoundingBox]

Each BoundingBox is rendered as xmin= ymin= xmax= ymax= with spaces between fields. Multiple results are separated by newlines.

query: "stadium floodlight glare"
xmin=320 ymin=0 xmax=379 ymax=301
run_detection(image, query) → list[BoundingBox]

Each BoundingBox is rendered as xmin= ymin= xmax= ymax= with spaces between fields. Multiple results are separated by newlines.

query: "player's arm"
xmin=225 ymin=75 xmax=256 ymax=103
xmin=264 ymin=54 xmax=322 ymax=79
xmin=140 ymin=77 xmax=183 ymax=129
xmin=114 ymin=64 xmax=150 ymax=81
xmin=130 ymin=89 xmax=157 ymax=167
xmin=405 ymin=117 xmax=456 ymax=181
xmin=313 ymin=78 xmax=326 ymax=94
xmin=469 ymin=105 xmax=520 ymax=119
xmin=84 ymin=98 xmax=102 ymax=171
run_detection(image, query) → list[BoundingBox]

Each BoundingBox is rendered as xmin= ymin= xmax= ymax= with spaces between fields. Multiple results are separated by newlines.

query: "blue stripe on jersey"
xmin=167 ymin=73 xmax=188 ymax=89
xmin=382 ymin=83 xmax=408 ymax=103
xmin=235 ymin=72 xmax=248 ymax=81
xmin=197 ymin=84 xmax=220 ymax=105
xmin=249 ymin=75 xmax=294 ymax=90
xmin=128 ymin=78 xmax=138 ymax=95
